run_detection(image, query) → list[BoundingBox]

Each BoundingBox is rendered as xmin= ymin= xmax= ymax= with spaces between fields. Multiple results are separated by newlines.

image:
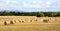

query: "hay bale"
xmin=14 ymin=20 xmax=16 ymax=23
xmin=30 ymin=20 xmax=32 ymax=22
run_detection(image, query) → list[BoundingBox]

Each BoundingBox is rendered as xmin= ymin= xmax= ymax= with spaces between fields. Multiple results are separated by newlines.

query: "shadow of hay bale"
xmin=4 ymin=21 xmax=9 ymax=25
xmin=10 ymin=21 xmax=14 ymax=24
xmin=19 ymin=21 xmax=21 ymax=22
xmin=21 ymin=21 xmax=24 ymax=23
xmin=43 ymin=19 xmax=49 ymax=23
xmin=4 ymin=21 xmax=7 ymax=25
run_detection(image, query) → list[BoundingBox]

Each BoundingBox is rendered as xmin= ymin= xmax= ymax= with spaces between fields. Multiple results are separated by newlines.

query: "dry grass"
xmin=0 ymin=16 xmax=60 ymax=31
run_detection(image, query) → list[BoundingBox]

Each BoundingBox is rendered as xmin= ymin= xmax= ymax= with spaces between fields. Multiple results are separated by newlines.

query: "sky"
xmin=0 ymin=0 xmax=60 ymax=12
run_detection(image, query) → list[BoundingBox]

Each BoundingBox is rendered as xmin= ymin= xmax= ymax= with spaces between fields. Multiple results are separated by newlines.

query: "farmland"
xmin=0 ymin=16 xmax=60 ymax=31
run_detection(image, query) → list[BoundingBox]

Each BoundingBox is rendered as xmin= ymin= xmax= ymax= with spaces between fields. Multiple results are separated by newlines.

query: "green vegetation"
xmin=37 ymin=12 xmax=44 ymax=17
xmin=0 ymin=11 xmax=60 ymax=17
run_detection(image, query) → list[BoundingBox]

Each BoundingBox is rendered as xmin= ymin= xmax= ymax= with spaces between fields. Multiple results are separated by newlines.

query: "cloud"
xmin=21 ymin=1 xmax=52 ymax=8
xmin=0 ymin=0 xmax=59 ymax=11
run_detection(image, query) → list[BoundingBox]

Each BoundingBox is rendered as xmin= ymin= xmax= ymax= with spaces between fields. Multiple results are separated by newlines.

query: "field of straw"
xmin=0 ymin=16 xmax=60 ymax=31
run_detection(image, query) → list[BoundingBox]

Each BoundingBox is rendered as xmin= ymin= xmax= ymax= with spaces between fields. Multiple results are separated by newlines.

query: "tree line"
xmin=0 ymin=11 xmax=60 ymax=17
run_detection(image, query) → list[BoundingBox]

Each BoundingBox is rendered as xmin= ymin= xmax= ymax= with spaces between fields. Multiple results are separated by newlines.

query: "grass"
xmin=0 ymin=16 xmax=60 ymax=31
xmin=0 ymin=23 xmax=60 ymax=31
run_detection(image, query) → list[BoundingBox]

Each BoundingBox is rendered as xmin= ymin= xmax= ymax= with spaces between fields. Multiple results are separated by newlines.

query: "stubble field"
xmin=0 ymin=16 xmax=60 ymax=31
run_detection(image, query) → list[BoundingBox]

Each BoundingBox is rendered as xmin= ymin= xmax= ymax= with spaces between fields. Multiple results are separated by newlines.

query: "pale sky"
xmin=0 ymin=0 xmax=60 ymax=12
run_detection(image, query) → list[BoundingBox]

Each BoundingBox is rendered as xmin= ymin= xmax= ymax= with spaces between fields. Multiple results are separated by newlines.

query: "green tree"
xmin=37 ymin=12 xmax=44 ymax=17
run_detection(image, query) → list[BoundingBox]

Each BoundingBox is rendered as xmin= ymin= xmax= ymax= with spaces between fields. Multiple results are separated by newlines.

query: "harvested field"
xmin=0 ymin=16 xmax=60 ymax=31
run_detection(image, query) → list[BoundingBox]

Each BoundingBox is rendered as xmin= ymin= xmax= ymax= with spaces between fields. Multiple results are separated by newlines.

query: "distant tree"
xmin=50 ymin=12 xmax=58 ymax=17
xmin=56 ymin=12 xmax=60 ymax=17
xmin=37 ymin=12 xmax=44 ymax=17
xmin=44 ymin=12 xmax=58 ymax=17
xmin=0 ymin=11 xmax=60 ymax=17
